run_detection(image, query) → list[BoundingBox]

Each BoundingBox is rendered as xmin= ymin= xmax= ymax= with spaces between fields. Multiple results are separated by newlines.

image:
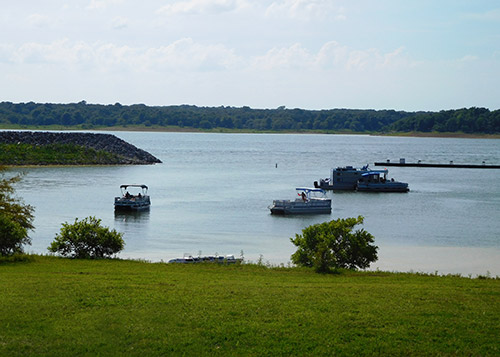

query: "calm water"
xmin=9 ymin=132 xmax=500 ymax=276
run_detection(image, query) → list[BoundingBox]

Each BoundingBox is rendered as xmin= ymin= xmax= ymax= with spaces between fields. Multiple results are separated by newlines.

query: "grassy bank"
xmin=0 ymin=256 xmax=498 ymax=356
xmin=0 ymin=143 xmax=123 ymax=165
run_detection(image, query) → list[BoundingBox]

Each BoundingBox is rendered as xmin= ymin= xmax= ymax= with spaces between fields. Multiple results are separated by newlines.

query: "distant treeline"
xmin=0 ymin=101 xmax=498 ymax=134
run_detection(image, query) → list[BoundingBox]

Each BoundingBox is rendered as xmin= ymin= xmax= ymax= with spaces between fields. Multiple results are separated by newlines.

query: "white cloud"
xmin=92 ymin=43 xmax=136 ymax=70
xmin=5 ymin=38 xmax=416 ymax=75
xmin=316 ymin=41 xmax=349 ymax=67
xmin=251 ymin=43 xmax=313 ymax=70
xmin=112 ymin=16 xmax=129 ymax=29
xmin=157 ymin=0 xmax=247 ymax=15
xmin=139 ymin=38 xmax=241 ymax=71
xmin=265 ymin=0 xmax=342 ymax=21
xmin=345 ymin=49 xmax=378 ymax=70
xmin=87 ymin=0 xmax=124 ymax=10
xmin=11 ymin=40 xmax=94 ymax=66
xmin=26 ymin=13 xmax=51 ymax=28
xmin=3 ymin=36 xmax=496 ymax=111
xmin=252 ymin=42 xmax=412 ymax=72
xmin=383 ymin=47 xmax=406 ymax=66
xmin=5 ymin=38 xmax=241 ymax=72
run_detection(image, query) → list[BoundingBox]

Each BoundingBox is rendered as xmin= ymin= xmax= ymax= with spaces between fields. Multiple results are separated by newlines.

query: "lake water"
xmin=8 ymin=131 xmax=500 ymax=276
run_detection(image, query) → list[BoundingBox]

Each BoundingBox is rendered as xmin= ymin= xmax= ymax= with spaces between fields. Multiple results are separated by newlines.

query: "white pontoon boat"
xmin=269 ymin=188 xmax=332 ymax=215
xmin=114 ymin=184 xmax=151 ymax=211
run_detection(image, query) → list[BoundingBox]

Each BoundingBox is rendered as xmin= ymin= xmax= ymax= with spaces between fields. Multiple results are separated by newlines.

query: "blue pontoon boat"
xmin=314 ymin=165 xmax=387 ymax=191
xmin=356 ymin=171 xmax=409 ymax=192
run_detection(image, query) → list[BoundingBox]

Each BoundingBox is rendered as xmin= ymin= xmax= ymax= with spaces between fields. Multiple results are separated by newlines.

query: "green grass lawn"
xmin=0 ymin=256 xmax=498 ymax=356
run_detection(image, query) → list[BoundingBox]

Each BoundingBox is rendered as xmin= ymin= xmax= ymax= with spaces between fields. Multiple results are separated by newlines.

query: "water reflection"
xmin=114 ymin=210 xmax=151 ymax=253
xmin=114 ymin=210 xmax=150 ymax=223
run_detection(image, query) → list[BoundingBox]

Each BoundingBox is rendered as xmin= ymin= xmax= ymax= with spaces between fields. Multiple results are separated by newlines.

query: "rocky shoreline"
xmin=0 ymin=131 xmax=162 ymax=165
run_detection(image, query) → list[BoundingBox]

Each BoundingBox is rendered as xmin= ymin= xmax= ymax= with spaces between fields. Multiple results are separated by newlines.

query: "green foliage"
xmin=0 ymin=143 xmax=123 ymax=165
xmin=1 ymin=101 xmax=498 ymax=133
xmin=0 ymin=166 xmax=34 ymax=256
xmin=48 ymin=216 xmax=124 ymax=259
xmin=0 ymin=252 xmax=35 ymax=264
xmin=290 ymin=216 xmax=378 ymax=273
xmin=388 ymin=107 xmax=499 ymax=133
xmin=0 ymin=214 xmax=29 ymax=256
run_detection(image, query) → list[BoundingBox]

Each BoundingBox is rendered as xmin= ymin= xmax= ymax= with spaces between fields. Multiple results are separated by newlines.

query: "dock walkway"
xmin=374 ymin=161 xmax=500 ymax=169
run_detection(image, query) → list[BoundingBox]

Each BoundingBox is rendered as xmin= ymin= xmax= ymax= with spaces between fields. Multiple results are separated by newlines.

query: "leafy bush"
xmin=290 ymin=216 xmax=378 ymax=273
xmin=0 ymin=167 xmax=34 ymax=256
xmin=0 ymin=214 xmax=29 ymax=256
xmin=48 ymin=216 xmax=124 ymax=259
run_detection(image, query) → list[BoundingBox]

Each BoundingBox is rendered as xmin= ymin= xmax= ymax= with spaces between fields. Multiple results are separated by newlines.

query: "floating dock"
xmin=375 ymin=159 xmax=500 ymax=169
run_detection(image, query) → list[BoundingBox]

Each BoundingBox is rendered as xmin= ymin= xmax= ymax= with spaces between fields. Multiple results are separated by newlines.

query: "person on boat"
xmin=125 ymin=191 xmax=131 ymax=198
xmin=301 ymin=192 xmax=307 ymax=202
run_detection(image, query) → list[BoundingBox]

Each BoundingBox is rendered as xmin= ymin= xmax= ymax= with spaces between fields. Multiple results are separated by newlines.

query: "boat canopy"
xmin=120 ymin=184 xmax=148 ymax=189
xmin=361 ymin=170 xmax=388 ymax=177
xmin=296 ymin=187 xmax=326 ymax=193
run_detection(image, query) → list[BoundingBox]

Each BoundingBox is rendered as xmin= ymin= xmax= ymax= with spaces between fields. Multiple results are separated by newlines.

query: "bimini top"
xmin=120 ymin=184 xmax=148 ymax=189
xmin=361 ymin=170 xmax=387 ymax=177
xmin=296 ymin=187 xmax=326 ymax=194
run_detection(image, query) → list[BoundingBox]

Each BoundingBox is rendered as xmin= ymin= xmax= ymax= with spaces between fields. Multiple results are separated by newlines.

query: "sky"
xmin=1 ymin=0 xmax=499 ymax=111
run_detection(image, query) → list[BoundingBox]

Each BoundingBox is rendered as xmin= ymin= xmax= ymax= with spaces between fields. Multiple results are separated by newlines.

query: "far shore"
xmin=0 ymin=124 xmax=499 ymax=139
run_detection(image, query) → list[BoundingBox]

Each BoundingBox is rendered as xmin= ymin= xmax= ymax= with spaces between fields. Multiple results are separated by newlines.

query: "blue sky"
xmin=1 ymin=0 xmax=499 ymax=111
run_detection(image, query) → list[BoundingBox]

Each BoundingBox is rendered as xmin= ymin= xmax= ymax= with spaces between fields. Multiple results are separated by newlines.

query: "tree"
xmin=48 ymin=216 xmax=124 ymax=259
xmin=0 ymin=214 xmax=29 ymax=256
xmin=0 ymin=167 xmax=34 ymax=256
xmin=290 ymin=216 xmax=378 ymax=273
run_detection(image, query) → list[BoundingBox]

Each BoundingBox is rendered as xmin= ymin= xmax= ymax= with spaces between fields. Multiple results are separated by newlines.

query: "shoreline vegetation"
xmin=0 ymin=131 xmax=161 ymax=165
xmin=0 ymin=255 xmax=498 ymax=355
xmin=0 ymin=101 xmax=498 ymax=137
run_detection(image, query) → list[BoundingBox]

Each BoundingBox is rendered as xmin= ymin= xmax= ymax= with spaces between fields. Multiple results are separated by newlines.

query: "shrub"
xmin=48 ymin=216 xmax=124 ymax=259
xmin=0 ymin=166 xmax=34 ymax=256
xmin=0 ymin=214 xmax=30 ymax=256
xmin=290 ymin=216 xmax=378 ymax=273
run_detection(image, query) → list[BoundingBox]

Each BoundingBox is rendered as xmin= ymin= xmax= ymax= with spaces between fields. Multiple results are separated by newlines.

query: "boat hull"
xmin=114 ymin=204 xmax=150 ymax=211
xmin=356 ymin=183 xmax=409 ymax=192
xmin=270 ymin=199 xmax=332 ymax=215
xmin=114 ymin=197 xmax=151 ymax=211
xmin=315 ymin=180 xmax=357 ymax=191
